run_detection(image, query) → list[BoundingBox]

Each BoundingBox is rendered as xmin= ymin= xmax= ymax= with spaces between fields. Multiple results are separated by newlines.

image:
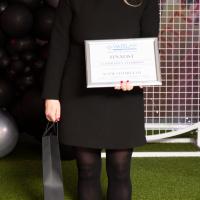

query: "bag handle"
xmin=43 ymin=121 xmax=59 ymax=137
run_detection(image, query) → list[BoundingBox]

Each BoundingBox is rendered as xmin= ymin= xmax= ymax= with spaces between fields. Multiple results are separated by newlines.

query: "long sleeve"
xmin=41 ymin=0 xmax=72 ymax=100
xmin=140 ymin=0 xmax=160 ymax=37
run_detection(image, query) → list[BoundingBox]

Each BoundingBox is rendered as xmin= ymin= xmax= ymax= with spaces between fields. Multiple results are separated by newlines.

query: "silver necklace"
xmin=123 ymin=0 xmax=143 ymax=7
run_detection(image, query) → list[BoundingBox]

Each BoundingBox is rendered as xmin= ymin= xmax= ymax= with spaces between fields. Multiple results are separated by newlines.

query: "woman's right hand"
xmin=45 ymin=99 xmax=61 ymax=122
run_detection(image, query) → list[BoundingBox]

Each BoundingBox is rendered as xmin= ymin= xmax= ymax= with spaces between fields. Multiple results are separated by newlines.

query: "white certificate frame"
xmin=84 ymin=37 xmax=162 ymax=88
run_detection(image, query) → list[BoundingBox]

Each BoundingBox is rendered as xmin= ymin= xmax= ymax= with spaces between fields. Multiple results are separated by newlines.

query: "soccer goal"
xmin=100 ymin=0 xmax=200 ymax=158
xmin=135 ymin=0 xmax=200 ymax=157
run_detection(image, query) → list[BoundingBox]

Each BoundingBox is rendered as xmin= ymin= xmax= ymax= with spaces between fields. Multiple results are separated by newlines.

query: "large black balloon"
xmin=34 ymin=6 xmax=55 ymax=40
xmin=8 ymin=0 xmax=41 ymax=10
xmin=21 ymin=50 xmax=36 ymax=63
xmin=45 ymin=0 xmax=59 ymax=8
xmin=0 ymin=0 xmax=8 ymax=14
xmin=0 ymin=109 xmax=19 ymax=158
xmin=0 ymin=79 xmax=14 ymax=108
xmin=16 ymin=74 xmax=35 ymax=92
xmin=10 ymin=59 xmax=25 ymax=73
xmin=6 ymin=36 xmax=36 ymax=54
xmin=0 ymin=3 xmax=33 ymax=37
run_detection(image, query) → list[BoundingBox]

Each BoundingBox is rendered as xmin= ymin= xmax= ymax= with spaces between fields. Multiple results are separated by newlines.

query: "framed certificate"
xmin=84 ymin=37 xmax=162 ymax=88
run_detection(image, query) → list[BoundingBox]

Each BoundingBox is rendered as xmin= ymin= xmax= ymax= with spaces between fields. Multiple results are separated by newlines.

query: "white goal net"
xmin=144 ymin=0 xmax=200 ymax=138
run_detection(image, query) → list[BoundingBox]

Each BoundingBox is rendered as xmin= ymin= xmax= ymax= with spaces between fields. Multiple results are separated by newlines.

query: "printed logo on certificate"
xmin=84 ymin=37 xmax=162 ymax=88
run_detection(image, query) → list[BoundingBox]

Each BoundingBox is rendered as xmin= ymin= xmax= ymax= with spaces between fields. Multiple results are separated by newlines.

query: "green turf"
xmin=134 ymin=142 xmax=199 ymax=152
xmin=0 ymin=134 xmax=200 ymax=200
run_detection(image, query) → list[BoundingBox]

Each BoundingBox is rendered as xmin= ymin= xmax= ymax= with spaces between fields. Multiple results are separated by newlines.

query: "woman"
xmin=42 ymin=0 xmax=159 ymax=199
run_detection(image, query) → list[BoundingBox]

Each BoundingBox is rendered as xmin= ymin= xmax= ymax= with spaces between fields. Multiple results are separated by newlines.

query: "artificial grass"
xmin=134 ymin=142 xmax=199 ymax=152
xmin=0 ymin=134 xmax=200 ymax=200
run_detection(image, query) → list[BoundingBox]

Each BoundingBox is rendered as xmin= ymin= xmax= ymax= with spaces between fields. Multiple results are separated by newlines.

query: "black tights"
xmin=75 ymin=146 xmax=133 ymax=200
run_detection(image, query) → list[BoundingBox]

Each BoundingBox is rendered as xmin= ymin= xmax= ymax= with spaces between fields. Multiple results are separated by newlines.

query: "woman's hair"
xmin=123 ymin=0 xmax=143 ymax=7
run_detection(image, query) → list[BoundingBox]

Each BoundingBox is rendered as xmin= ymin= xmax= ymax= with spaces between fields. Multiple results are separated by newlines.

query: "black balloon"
xmin=6 ymin=37 xmax=36 ymax=54
xmin=16 ymin=74 xmax=35 ymax=91
xmin=10 ymin=54 xmax=21 ymax=61
xmin=6 ymin=68 xmax=19 ymax=81
xmin=23 ymin=65 xmax=32 ymax=75
xmin=10 ymin=59 xmax=25 ymax=73
xmin=45 ymin=0 xmax=59 ymax=8
xmin=7 ymin=59 xmax=25 ymax=80
xmin=8 ymin=0 xmax=41 ymax=10
xmin=0 ymin=79 xmax=14 ymax=108
xmin=0 ymin=109 xmax=19 ymax=158
xmin=21 ymin=50 xmax=36 ymax=63
xmin=0 ymin=3 xmax=33 ymax=37
xmin=34 ymin=6 xmax=55 ymax=40
xmin=0 ymin=54 xmax=10 ymax=71
xmin=32 ymin=58 xmax=44 ymax=71
xmin=6 ymin=55 xmax=21 ymax=80
xmin=0 ymin=0 xmax=8 ymax=14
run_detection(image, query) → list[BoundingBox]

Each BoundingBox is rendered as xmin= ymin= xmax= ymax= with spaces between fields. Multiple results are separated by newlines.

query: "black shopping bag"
xmin=42 ymin=122 xmax=64 ymax=200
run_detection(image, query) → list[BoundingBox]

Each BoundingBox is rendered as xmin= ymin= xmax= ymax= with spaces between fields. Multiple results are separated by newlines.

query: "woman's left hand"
xmin=114 ymin=80 xmax=143 ymax=91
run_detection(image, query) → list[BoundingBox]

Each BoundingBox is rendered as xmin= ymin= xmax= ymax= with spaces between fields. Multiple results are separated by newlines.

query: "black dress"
xmin=41 ymin=0 xmax=159 ymax=149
